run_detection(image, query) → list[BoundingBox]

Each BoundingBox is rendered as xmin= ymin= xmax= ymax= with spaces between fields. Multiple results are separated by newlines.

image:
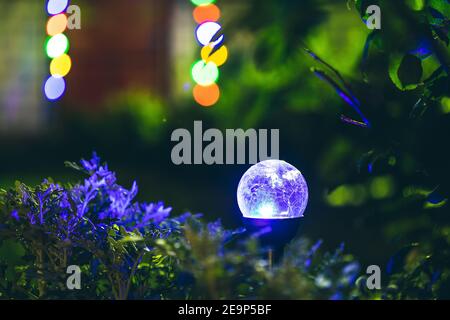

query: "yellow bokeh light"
xmin=50 ymin=54 xmax=72 ymax=77
xmin=201 ymin=44 xmax=228 ymax=67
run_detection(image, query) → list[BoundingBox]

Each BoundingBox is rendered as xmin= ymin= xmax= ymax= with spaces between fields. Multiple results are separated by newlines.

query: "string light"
xmin=45 ymin=34 xmax=69 ymax=59
xmin=44 ymin=0 xmax=72 ymax=102
xmin=193 ymin=4 xmax=220 ymax=24
xmin=195 ymin=21 xmax=223 ymax=47
xmin=201 ymin=44 xmax=228 ymax=67
xmin=44 ymin=76 xmax=66 ymax=101
xmin=190 ymin=0 xmax=228 ymax=107
xmin=46 ymin=14 xmax=68 ymax=36
xmin=47 ymin=0 xmax=69 ymax=15
xmin=191 ymin=60 xmax=219 ymax=86
xmin=191 ymin=0 xmax=216 ymax=6
xmin=50 ymin=54 xmax=72 ymax=77
xmin=193 ymin=83 xmax=220 ymax=107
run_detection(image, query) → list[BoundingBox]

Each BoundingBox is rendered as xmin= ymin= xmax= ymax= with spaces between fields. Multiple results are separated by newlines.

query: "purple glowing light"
xmin=47 ymin=0 xmax=69 ymax=16
xmin=44 ymin=76 xmax=66 ymax=101
xmin=237 ymin=160 xmax=309 ymax=219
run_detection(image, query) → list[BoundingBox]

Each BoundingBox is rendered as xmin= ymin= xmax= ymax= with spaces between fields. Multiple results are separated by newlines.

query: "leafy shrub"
xmin=0 ymin=154 xmax=449 ymax=299
xmin=0 ymin=154 xmax=358 ymax=299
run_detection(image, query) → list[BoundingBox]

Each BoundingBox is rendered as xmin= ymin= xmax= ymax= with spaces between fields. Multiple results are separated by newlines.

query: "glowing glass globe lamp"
xmin=237 ymin=160 xmax=308 ymax=219
xmin=237 ymin=160 xmax=309 ymax=254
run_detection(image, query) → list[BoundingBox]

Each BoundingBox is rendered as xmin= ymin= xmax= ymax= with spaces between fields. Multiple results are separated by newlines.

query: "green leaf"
xmin=398 ymin=54 xmax=423 ymax=87
xmin=0 ymin=240 xmax=25 ymax=265
xmin=428 ymin=0 xmax=450 ymax=18
xmin=389 ymin=54 xmax=423 ymax=90
xmin=64 ymin=161 xmax=84 ymax=172
xmin=119 ymin=235 xmax=144 ymax=243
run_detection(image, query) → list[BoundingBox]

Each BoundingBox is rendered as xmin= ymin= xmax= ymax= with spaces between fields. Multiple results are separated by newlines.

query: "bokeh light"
xmin=370 ymin=176 xmax=395 ymax=200
xmin=441 ymin=97 xmax=450 ymax=114
xmin=201 ymin=44 xmax=228 ymax=66
xmin=45 ymin=3 xmax=71 ymax=101
xmin=46 ymin=14 xmax=68 ymax=36
xmin=191 ymin=0 xmax=226 ymax=107
xmin=193 ymin=83 xmax=220 ymax=107
xmin=326 ymin=184 xmax=367 ymax=207
xmin=193 ymin=4 xmax=221 ymax=24
xmin=237 ymin=160 xmax=309 ymax=219
xmin=191 ymin=0 xmax=216 ymax=5
xmin=44 ymin=76 xmax=66 ymax=101
xmin=196 ymin=21 xmax=223 ymax=46
xmin=46 ymin=34 xmax=69 ymax=58
xmin=47 ymin=0 xmax=69 ymax=15
xmin=50 ymin=54 xmax=72 ymax=77
xmin=191 ymin=60 xmax=219 ymax=86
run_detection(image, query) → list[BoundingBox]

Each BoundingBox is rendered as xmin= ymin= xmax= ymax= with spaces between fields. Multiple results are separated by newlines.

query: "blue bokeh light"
xmin=44 ymin=76 xmax=66 ymax=101
xmin=195 ymin=21 xmax=224 ymax=47
xmin=47 ymin=0 xmax=69 ymax=16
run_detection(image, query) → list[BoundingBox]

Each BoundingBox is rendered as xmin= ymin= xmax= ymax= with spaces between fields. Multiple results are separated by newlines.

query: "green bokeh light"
xmin=191 ymin=0 xmax=216 ymax=6
xmin=326 ymin=184 xmax=367 ymax=207
xmin=370 ymin=176 xmax=395 ymax=200
xmin=405 ymin=0 xmax=425 ymax=11
xmin=441 ymin=97 xmax=450 ymax=114
xmin=191 ymin=60 xmax=219 ymax=86
xmin=45 ymin=34 xmax=69 ymax=59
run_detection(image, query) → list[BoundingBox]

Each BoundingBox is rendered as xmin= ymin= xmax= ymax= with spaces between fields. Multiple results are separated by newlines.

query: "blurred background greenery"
xmin=0 ymin=0 xmax=449 ymax=271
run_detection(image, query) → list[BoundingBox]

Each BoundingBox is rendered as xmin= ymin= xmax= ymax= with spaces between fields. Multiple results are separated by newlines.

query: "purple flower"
xmin=330 ymin=292 xmax=343 ymax=300
xmin=80 ymin=152 xmax=101 ymax=172
xmin=120 ymin=201 xmax=173 ymax=232
xmin=107 ymin=182 xmax=138 ymax=220
xmin=11 ymin=210 xmax=19 ymax=221
xmin=141 ymin=202 xmax=172 ymax=225
xmin=305 ymin=239 xmax=323 ymax=268
xmin=7 ymin=153 xmax=190 ymax=246
xmin=27 ymin=212 xmax=36 ymax=225
xmin=342 ymin=262 xmax=360 ymax=284
xmin=207 ymin=219 xmax=245 ymax=245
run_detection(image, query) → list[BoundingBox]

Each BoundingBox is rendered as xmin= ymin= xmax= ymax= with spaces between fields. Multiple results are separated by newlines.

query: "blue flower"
xmin=80 ymin=152 xmax=101 ymax=172
xmin=330 ymin=292 xmax=343 ymax=300
xmin=305 ymin=239 xmax=323 ymax=268
xmin=208 ymin=219 xmax=245 ymax=242
xmin=11 ymin=210 xmax=19 ymax=221
xmin=342 ymin=262 xmax=361 ymax=284
xmin=8 ymin=153 xmax=190 ymax=248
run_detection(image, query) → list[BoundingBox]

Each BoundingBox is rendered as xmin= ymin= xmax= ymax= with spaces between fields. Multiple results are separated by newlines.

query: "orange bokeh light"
xmin=193 ymin=83 xmax=220 ymax=107
xmin=193 ymin=4 xmax=221 ymax=24
xmin=47 ymin=14 xmax=68 ymax=36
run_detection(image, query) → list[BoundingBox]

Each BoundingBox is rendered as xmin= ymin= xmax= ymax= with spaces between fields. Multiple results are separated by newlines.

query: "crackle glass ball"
xmin=237 ymin=160 xmax=309 ymax=219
